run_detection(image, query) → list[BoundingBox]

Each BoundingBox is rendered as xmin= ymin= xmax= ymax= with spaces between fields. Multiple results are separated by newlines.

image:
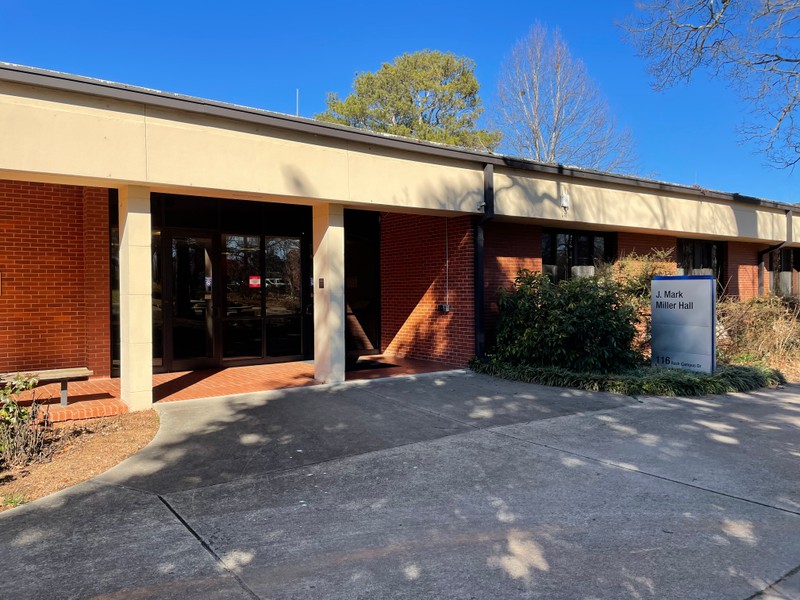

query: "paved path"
xmin=2 ymin=371 xmax=799 ymax=599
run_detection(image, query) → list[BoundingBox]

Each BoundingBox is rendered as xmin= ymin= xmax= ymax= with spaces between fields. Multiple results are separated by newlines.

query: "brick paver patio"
xmin=20 ymin=356 xmax=457 ymax=423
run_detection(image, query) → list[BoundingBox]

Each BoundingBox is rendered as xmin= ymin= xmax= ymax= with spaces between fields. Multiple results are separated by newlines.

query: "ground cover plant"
xmin=471 ymin=358 xmax=783 ymax=396
xmin=0 ymin=375 xmax=55 ymax=470
xmin=478 ymin=262 xmax=787 ymax=395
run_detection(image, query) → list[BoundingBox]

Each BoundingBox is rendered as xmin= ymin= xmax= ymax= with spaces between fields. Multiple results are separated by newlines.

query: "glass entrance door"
xmin=162 ymin=230 xmax=308 ymax=371
xmin=222 ymin=234 xmax=263 ymax=359
xmin=221 ymin=234 xmax=305 ymax=361
xmin=169 ymin=233 xmax=217 ymax=369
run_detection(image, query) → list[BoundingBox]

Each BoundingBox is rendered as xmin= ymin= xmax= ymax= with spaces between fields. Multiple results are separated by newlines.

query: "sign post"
xmin=651 ymin=275 xmax=716 ymax=374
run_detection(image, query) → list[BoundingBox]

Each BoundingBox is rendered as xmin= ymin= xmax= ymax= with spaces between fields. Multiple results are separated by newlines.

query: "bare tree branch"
xmin=625 ymin=0 xmax=800 ymax=168
xmin=491 ymin=24 xmax=637 ymax=173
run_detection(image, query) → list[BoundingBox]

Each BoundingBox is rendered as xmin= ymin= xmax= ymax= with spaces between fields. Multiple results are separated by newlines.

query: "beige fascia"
xmin=494 ymin=169 xmax=789 ymax=244
xmin=0 ymin=78 xmax=796 ymax=243
xmin=0 ymin=81 xmax=483 ymax=216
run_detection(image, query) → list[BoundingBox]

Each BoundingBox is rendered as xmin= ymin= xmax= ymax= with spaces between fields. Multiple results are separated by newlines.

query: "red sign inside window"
xmin=249 ymin=276 xmax=261 ymax=288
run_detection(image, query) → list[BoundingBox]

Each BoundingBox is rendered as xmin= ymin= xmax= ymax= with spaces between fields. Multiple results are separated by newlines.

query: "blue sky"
xmin=2 ymin=0 xmax=797 ymax=203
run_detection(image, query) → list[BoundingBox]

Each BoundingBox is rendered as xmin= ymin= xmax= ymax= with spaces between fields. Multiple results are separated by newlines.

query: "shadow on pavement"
xmin=1 ymin=372 xmax=798 ymax=599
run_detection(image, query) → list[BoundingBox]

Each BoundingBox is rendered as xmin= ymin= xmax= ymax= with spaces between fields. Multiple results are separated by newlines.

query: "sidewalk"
xmin=2 ymin=372 xmax=798 ymax=599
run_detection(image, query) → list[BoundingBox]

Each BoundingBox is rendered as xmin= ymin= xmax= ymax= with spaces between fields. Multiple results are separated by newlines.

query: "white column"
xmin=313 ymin=203 xmax=346 ymax=383
xmin=118 ymin=186 xmax=153 ymax=410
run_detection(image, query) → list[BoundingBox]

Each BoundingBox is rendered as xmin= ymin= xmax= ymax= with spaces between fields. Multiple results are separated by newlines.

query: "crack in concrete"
xmin=744 ymin=563 xmax=800 ymax=599
xmin=157 ymin=495 xmax=262 ymax=600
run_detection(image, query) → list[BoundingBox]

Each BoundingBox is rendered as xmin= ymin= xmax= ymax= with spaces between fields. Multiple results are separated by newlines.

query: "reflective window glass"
xmin=265 ymin=237 xmax=302 ymax=316
xmin=223 ymin=234 xmax=262 ymax=317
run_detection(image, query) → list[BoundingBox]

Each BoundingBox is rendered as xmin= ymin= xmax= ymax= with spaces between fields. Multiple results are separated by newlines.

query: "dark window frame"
xmin=541 ymin=228 xmax=616 ymax=282
xmin=676 ymin=238 xmax=727 ymax=296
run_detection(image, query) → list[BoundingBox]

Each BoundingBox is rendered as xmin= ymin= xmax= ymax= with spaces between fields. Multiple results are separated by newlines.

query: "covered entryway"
xmin=111 ymin=194 xmax=384 ymax=376
xmin=141 ymin=194 xmax=313 ymax=373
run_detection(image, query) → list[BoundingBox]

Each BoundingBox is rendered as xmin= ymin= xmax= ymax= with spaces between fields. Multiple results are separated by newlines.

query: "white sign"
xmin=651 ymin=276 xmax=716 ymax=373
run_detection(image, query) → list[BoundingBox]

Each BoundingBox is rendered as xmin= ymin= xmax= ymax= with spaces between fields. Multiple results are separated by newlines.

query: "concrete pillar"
xmin=118 ymin=186 xmax=153 ymax=410
xmin=313 ymin=203 xmax=345 ymax=383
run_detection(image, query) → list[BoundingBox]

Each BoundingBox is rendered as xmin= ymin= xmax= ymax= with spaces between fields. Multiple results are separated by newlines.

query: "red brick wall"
xmin=0 ymin=180 xmax=110 ymax=377
xmin=83 ymin=187 xmax=111 ymax=376
xmin=724 ymin=242 xmax=761 ymax=299
xmin=616 ymin=232 xmax=677 ymax=258
xmin=381 ymin=214 xmax=474 ymax=365
xmin=483 ymin=222 xmax=542 ymax=347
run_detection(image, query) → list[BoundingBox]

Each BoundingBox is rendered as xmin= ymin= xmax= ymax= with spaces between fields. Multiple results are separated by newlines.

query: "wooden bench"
xmin=1 ymin=367 xmax=94 ymax=406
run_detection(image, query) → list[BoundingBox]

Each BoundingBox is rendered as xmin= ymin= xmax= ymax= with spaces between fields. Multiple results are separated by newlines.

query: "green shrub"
xmin=471 ymin=357 xmax=784 ymax=396
xmin=495 ymin=271 xmax=640 ymax=373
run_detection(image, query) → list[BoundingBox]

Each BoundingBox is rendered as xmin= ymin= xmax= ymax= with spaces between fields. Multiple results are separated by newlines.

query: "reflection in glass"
xmin=223 ymin=234 xmax=262 ymax=317
xmin=222 ymin=234 xmax=263 ymax=358
xmin=172 ymin=236 xmax=214 ymax=361
xmin=556 ymin=233 xmax=571 ymax=282
xmin=265 ymin=237 xmax=302 ymax=316
xmin=152 ymin=233 xmax=163 ymax=366
xmin=575 ymin=235 xmax=591 ymax=266
xmin=265 ymin=237 xmax=303 ymax=357
xmin=542 ymin=230 xmax=612 ymax=282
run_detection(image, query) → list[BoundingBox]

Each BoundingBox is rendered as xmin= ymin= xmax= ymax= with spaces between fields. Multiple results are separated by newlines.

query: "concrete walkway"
xmin=1 ymin=371 xmax=799 ymax=599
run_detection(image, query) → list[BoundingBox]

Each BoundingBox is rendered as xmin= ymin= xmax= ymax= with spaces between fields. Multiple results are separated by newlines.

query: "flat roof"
xmin=0 ymin=61 xmax=797 ymax=214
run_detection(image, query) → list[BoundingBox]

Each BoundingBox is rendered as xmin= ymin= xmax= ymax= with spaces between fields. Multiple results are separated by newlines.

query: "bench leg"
xmin=60 ymin=380 xmax=68 ymax=407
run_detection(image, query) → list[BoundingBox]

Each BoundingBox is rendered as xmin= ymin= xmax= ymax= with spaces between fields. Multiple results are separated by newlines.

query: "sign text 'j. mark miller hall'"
xmin=651 ymin=275 xmax=716 ymax=374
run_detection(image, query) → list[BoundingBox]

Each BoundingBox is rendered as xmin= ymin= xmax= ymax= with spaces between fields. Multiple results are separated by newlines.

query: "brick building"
xmin=1 ymin=63 xmax=798 ymax=410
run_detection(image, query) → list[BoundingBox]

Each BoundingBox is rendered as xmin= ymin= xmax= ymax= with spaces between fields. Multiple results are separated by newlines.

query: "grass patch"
xmin=471 ymin=357 xmax=784 ymax=396
xmin=2 ymin=492 xmax=26 ymax=508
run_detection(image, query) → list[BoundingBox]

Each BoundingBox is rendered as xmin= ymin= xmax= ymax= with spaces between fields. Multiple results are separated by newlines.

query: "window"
xmin=771 ymin=248 xmax=799 ymax=297
xmin=676 ymin=239 xmax=724 ymax=276
xmin=542 ymin=229 xmax=615 ymax=282
xmin=677 ymin=239 xmax=726 ymax=295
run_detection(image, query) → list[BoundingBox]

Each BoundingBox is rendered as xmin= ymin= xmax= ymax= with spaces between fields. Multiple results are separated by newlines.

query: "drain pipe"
xmin=445 ymin=218 xmax=449 ymax=310
xmin=474 ymin=163 xmax=495 ymax=358
xmin=757 ymin=209 xmax=793 ymax=296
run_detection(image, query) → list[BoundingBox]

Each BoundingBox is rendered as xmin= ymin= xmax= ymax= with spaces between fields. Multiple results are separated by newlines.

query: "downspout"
xmin=474 ymin=163 xmax=495 ymax=358
xmin=757 ymin=209 xmax=793 ymax=296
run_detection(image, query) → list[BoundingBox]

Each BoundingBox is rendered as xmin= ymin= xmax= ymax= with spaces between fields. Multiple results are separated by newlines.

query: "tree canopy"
xmin=626 ymin=0 xmax=800 ymax=168
xmin=491 ymin=24 xmax=637 ymax=173
xmin=315 ymin=50 xmax=501 ymax=151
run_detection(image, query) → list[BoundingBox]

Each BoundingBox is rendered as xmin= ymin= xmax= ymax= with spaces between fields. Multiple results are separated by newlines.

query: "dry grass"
xmin=0 ymin=410 xmax=159 ymax=512
xmin=717 ymin=296 xmax=800 ymax=382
